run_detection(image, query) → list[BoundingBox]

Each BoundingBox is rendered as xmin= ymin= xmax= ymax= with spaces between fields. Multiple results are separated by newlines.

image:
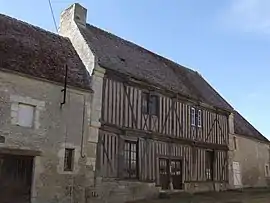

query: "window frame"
xmin=191 ymin=107 xmax=196 ymax=126
xmin=17 ymin=103 xmax=35 ymax=128
xmin=123 ymin=140 xmax=139 ymax=179
xmin=233 ymin=136 xmax=238 ymax=150
xmin=197 ymin=109 xmax=202 ymax=127
xmin=141 ymin=92 xmax=159 ymax=116
xmin=64 ymin=148 xmax=75 ymax=172
xmin=265 ymin=164 xmax=270 ymax=177
xmin=141 ymin=92 xmax=150 ymax=114
xmin=149 ymin=94 xmax=159 ymax=116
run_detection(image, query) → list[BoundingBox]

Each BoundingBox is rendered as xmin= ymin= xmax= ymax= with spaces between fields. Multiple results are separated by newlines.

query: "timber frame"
xmin=96 ymin=69 xmax=230 ymax=189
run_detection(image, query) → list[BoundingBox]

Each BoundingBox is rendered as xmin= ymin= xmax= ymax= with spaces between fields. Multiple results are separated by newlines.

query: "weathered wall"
xmin=59 ymin=4 xmax=232 ymax=202
xmin=86 ymin=179 xmax=160 ymax=203
xmin=229 ymin=133 xmax=270 ymax=189
xmin=0 ymin=70 xmax=92 ymax=203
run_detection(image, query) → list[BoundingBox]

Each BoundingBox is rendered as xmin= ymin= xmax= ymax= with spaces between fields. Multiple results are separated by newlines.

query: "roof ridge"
xmin=0 ymin=13 xmax=67 ymax=41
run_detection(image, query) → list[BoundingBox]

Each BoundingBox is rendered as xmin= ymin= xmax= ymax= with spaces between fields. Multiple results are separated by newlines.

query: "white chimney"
xmin=60 ymin=3 xmax=87 ymax=28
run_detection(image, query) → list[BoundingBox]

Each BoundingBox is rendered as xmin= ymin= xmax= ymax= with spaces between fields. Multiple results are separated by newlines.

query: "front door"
xmin=159 ymin=158 xmax=170 ymax=190
xmin=171 ymin=159 xmax=183 ymax=189
xmin=0 ymin=154 xmax=34 ymax=203
xmin=159 ymin=158 xmax=183 ymax=190
xmin=232 ymin=161 xmax=242 ymax=188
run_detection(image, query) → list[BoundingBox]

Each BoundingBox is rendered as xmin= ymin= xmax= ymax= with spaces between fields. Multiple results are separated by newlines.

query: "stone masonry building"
xmin=228 ymin=111 xmax=270 ymax=189
xmin=0 ymin=14 xmax=96 ymax=203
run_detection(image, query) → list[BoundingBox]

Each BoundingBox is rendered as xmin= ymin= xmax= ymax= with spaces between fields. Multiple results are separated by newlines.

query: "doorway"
xmin=0 ymin=154 xmax=34 ymax=203
xmin=159 ymin=158 xmax=183 ymax=190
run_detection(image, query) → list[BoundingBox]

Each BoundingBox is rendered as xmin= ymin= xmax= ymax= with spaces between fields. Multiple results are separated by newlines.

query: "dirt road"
xmin=134 ymin=188 xmax=270 ymax=203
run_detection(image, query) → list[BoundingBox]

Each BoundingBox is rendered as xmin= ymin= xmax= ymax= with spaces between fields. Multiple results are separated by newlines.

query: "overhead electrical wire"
xmin=48 ymin=0 xmax=58 ymax=32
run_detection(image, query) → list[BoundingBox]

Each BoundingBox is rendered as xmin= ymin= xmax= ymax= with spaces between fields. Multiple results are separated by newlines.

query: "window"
xmin=142 ymin=92 xmax=159 ymax=116
xmin=191 ymin=107 xmax=202 ymax=127
xmin=191 ymin=107 xmax=196 ymax=126
xmin=64 ymin=148 xmax=74 ymax=171
xmin=205 ymin=150 xmax=214 ymax=181
xmin=233 ymin=136 xmax=237 ymax=150
xmin=142 ymin=92 xmax=149 ymax=114
xmin=17 ymin=103 xmax=35 ymax=127
xmin=265 ymin=164 xmax=270 ymax=177
xmin=124 ymin=140 xmax=138 ymax=178
xmin=197 ymin=110 xmax=202 ymax=127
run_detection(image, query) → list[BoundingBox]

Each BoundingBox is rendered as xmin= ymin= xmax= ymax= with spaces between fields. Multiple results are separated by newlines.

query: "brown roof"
xmin=79 ymin=24 xmax=233 ymax=111
xmin=78 ymin=23 xmax=268 ymax=142
xmin=234 ymin=111 xmax=269 ymax=143
xmin=0 ymin=14 xmax=91 ymax=90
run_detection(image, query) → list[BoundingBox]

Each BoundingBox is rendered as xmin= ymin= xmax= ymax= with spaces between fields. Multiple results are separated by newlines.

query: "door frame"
xmin=157 ymin=156 xmax=184 ymax=190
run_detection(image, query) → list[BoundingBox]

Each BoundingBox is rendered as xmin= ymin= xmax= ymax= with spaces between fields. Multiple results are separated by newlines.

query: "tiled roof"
xmin=234 ymin=111 xmax=269 ymax=143
xmin=78 ymin=23 xmax=268 ymax=142
xmin=79 ymin=24 xmax=233 ymax=110
xmin=0 ymin=14 xmax=91 ymax=90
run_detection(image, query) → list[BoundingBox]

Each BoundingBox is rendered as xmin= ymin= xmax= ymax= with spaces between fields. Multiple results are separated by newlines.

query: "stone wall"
xmin=86 ymin=179 xmax=160 ymax=203
xmin=0 ymin=70 xmax=92 ymax=203
xmin=184 ymin=182 xmax=228 ymax=193
xmin=229 ymin=133 xmax=270 ymax=189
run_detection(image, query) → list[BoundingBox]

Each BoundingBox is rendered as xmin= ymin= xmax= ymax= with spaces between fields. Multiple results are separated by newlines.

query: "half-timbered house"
xmin=59 ymin=3 xmax=268 ymax=202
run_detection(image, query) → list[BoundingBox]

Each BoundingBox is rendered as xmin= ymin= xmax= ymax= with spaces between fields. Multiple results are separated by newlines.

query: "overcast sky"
xmin=1 ymin=0 xmax=270 ymax=138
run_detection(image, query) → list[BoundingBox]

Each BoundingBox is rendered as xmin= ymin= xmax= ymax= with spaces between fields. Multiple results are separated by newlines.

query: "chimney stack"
xmin=60 ymin=3 xmax=87 ymax=28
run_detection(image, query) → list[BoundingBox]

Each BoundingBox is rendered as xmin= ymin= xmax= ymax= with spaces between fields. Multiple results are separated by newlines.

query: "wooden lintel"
xmin=0 ymin=147 xmax=42 ymax=156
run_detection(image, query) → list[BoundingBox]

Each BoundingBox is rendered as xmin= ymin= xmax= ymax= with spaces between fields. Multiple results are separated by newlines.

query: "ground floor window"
xmin=124 ymin=140 xmax=138 ymax=178
xmin=205 ymin=150 xmax=214 ymax=180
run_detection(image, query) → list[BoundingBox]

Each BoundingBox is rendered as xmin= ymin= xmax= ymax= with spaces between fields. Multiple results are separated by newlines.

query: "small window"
xmin=124 ymin=140 xmax=138 ymax=178
xmin=142 ymin=92 xmax=149 ymax=114
xmin=205 ymin=150 xmax=214 ymax=181
xmin=141 ymin=92 xmax=159 ymax=116
xmin=18 ymin=103 xmax=35 ymax=127
xmin=197 ymin=110 xmax=202 ymax=127
xmin=191 ymin=107 xmax=196 ymax=126
xmin=233 ymin=136 xmax=237 ymax=150
xmin=64 ymin=148 xmax=74 ymax=171
xmin=149 ymin=95 xmax=159 ymax=116
xmin=265 ymin=164 xmax=269 ymax=177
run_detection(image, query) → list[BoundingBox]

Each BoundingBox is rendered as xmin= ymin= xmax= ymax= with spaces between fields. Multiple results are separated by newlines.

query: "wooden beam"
xmin=104 ymin=70 xmax=232 ymax=115
xmin=100 ymin=123 xmax=229 ymax=151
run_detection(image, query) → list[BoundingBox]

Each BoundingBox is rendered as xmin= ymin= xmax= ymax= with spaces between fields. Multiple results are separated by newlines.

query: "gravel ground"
xmin=133 ymin=188 xmax=270 ymax=203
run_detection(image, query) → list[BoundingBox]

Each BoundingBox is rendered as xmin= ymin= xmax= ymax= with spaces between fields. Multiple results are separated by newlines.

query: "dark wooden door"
xmin=0 ymin=154 xmax=33 ymax=203
xmin=159 ymin=158 xmax=170 ymax=190
xmin=171 ymin=159 xmax=183 ymax=189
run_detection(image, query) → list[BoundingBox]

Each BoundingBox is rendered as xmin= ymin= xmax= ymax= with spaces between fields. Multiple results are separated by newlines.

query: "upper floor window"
xmin=198 ymin=109 xmax=202 ymax=127
xmin=233 ymin=136 xmax=238 ymax=150
xmin=191 ymin=107 xmax=196 ymax=126
xmin=142 ymin=92 xmax=159 ymax=116
xmin=265 ymin=164 xmax=270 ymax=177
xmin=191 ymin=107 xmax=202 ymax=127
xmin=124 ymin=140 xmax=138 ymax=179
xmin=17 ymin=103 xmax=35 ymax=128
